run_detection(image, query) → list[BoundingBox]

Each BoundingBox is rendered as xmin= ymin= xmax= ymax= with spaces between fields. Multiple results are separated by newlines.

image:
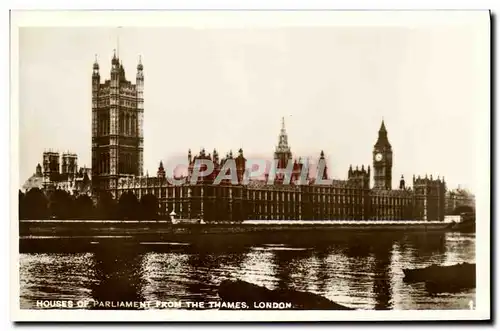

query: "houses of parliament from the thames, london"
xmin=28 ymin=51 xmax=464 ymax=223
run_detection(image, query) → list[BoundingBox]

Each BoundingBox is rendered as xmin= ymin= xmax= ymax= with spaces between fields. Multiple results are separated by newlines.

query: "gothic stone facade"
xmin=91 ymin=53 xmax=446 ymax=222
xmin=23 ymin=151 xmax=92 ymax=196
xmin=91 ymin=52 xmax=144 ymax=195
xmin=445 ymin=187 xmax=476 ymax=214
xmin=113 ymin=120 xmax=445 ymax=222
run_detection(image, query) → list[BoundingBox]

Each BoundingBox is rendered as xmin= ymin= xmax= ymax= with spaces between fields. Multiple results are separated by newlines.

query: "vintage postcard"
xmin=10 ymin=10 xmax=490 ymax=322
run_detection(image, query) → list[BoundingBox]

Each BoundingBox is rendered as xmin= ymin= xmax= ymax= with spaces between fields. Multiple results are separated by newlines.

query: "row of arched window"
xmin=120 ymin=113 xmax=137 ymax=136
xmin=118 ymin=153 xmax=136 ymax=174
xmin=98 ymin=153 xmax=110 ymax=174
xmin=97 ymin=153 xmax=137 ymax=174
xmin=98 ymin=117 xmax=109 ymax=136
xmin=96 ymin=113 xmax=138 ymax=137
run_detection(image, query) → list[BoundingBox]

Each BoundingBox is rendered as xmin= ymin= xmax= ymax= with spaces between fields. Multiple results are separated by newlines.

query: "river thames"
xmin=19 ymin=231 xmax=475 ymax=310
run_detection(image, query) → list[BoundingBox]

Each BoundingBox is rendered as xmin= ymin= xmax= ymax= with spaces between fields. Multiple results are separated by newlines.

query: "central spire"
xmin=274 ymin=117 xmax=293 ymax=172
xmin=276 ymin=117 xmax=290 ymax=153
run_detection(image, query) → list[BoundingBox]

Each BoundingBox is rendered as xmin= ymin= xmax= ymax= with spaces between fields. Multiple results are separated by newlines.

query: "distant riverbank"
xmin=19 ymin=219 xmax=458 ymax=254
xmin=20 ymin=219 xmax=454 ymax=236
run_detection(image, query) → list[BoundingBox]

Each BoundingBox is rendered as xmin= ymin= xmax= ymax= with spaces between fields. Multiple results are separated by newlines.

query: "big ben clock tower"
xmin=373 ymin=120 xmax=393 ymax=190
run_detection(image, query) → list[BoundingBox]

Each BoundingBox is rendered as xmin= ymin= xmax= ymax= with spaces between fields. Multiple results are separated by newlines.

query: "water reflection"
xmin=141 ymin=252 xmax=192 ymax=303
xmin=371 ymin=240 xmax=393 ymax=310
xmin=19 ymin=253 xmax=95 ymax=309
xmin=90 ymin=244 xmax=145 ymax=309
xmin=19 ymin=232 xmax=475 ymax=310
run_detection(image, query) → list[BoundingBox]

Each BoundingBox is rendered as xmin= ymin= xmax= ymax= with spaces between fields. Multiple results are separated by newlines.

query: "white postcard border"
xmin=9 ymin=9 xmax=491 ymax=322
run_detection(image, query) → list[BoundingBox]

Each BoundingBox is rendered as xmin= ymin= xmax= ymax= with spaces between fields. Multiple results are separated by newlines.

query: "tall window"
xmin=119 ymin=156 xmax=123 ymax=173
xmin=120 ymin=113 xmax=124 ymax=134
xmin=127 ymin=114 xmax=132 ymax=135
xmin=132 ymin=115 xmax=136 ymax=136
xmin=107 ymin=153 xmax=111 ymax=173
xmin=99 ymin=118 xmax=104 ymax=135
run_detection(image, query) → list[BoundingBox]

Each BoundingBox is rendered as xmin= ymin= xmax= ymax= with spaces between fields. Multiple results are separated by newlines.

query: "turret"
xmin=92 ymin=55 xmax=100 ymax=79
xmin=137 ymin=55 xmax=143 ymax=71
xmin=157 ymin=161 xmax=166 ymax=178
xmin=111 ymin=49 xmax=119 ymax=65
xmin=317 ymin=150 xmax=328 ymax=180
xmin=136 ymin=55 xmax=144 ymax=81
xmin=235 ymin=148 xmax=246 ymax=183
xmin=110 ymin=49 xmax=120 ymax=79
xmin=399 ymin=175 xmax=405 ymax=190
xmin=92 ymin=55 xmax=100 ymax=93
xmin=36 ymin=163 xmax=42 ymax=177
xmin=213 ymin=149 xmax=219 ymax=164
xmin=119 ymin=61 xmax=126 ymax=81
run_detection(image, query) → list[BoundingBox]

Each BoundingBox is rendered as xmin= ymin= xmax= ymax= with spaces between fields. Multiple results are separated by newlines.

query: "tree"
xmin=23 ymin=188 xmax=48 ymax=219
xmin=453 ymin=205 xmax=474 ymax=215
xmin=49 ymin=189 xmax=74 ymax=219
xmin=139 ymin=194 xmax=158 ymax=220
xmin=75 ymin=194 xmax=94 ymax=219
xmin=96 ymin=191 xmax=116 ymax=220
xmin=118 ymin=191 xmax=139 ymax=219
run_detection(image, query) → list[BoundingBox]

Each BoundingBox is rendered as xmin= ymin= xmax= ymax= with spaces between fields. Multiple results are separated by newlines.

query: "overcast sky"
xmin=18 ymin=17 xmax=489 ymax=193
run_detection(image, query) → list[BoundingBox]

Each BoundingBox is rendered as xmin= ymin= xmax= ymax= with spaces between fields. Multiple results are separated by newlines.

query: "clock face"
xmin=375 ymin=153 xmax=383 ymax=162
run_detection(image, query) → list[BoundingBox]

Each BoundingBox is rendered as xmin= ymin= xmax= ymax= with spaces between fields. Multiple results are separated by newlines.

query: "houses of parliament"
xmin=27 ymin=52 xmax=453 ymax=222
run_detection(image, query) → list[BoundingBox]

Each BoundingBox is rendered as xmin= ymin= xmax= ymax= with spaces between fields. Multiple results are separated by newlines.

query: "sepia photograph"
xmin=10 ymin=10 xmax=490 ymax=322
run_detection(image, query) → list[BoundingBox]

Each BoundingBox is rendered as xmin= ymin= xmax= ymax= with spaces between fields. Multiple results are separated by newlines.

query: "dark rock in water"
xmin=403 ymin=262 xmax=475 ymax=293
xmin=424 ymin=279 xmax=474 ymax=294
xmin=218 ymin=279 xmax=354 ymax=310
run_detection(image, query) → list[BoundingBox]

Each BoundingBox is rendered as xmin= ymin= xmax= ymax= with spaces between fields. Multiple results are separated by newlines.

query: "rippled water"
xmin=19 ymin=231 xmax=475 ymax=310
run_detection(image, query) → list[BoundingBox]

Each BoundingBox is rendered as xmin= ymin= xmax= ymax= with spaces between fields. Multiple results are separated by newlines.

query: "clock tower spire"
xmin=373 ymin=120 xmax=393 ymax=190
